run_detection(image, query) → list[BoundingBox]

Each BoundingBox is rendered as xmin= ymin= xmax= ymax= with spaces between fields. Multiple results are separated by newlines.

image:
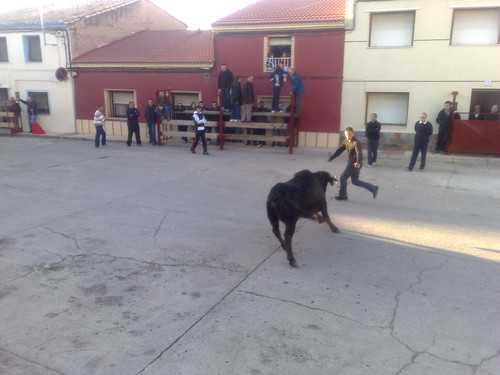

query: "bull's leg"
xmin=271 ymin=221 xmax=286 ymax=249
xmin=314 ymin=213 xmax=325 ymax=224
xmin=320 ymin=205 xmax=338 ymax=233
xmin=284 ymin=221 xmax=297 ymax=267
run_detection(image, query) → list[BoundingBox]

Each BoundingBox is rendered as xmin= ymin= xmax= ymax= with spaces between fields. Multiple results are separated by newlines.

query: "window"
xmin=0 ymin=37 xmax=8 ymax=62
xmin=27 ymin=91 xmax=50 ymax=114
xmin=172 ymin=92 xmax=200 ymax=108
xmin=264 ymin=36 xmax=294 ymax=72
xmin=369 ymin=12 xmax=415 ymax=47
xmin=23 ymin=35 xmax=42 ymax=62
xmin=108 ymin=90 xmax=135 ymax=118
xmin=451 ymin=8 xmax=500 ymax=45
xmin=366 ymin=93 xmax=409 ymax=126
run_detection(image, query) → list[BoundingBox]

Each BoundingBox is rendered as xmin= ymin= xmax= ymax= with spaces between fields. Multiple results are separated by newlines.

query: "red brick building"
xmin=72 ymin=0 xmax=345 ymax=147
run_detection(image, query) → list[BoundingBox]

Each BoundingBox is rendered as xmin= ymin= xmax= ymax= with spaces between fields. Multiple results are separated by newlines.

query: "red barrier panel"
xmin=448 ymin=119 xmax=500 ymax=154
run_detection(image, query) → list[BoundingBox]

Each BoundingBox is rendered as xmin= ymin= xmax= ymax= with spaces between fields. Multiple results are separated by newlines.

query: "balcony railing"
xmin=265 ymin=57 xmax=292 ymax=72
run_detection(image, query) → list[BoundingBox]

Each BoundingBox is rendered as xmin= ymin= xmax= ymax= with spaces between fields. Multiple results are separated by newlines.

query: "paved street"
xmin=1 ymin=135 xmax=499 ymax=375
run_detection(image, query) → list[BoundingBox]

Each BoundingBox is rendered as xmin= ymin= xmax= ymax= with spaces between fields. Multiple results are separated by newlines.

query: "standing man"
xmin=270 ymin=61 xmax=285 ymax=112
xmin=190 ymin=105 xmax=209 ymax=155
xmin=327 ymin=127 xmax=378 ymax=201
xmin=126 ymin=101 xmax=141 ymax=147
xmin=365 ymin=113 xmax=381 ymax=166
xmin=230 ymin=76 xmax=242 ymax=122
xmin=145 ymin=99 xmax=157 ymax=145
xmin=406 ymin=113 xmax=433 ymax=172
xmin=19 ymin=96 xmax=37 ymax=133
xmin=433 ymin=101 xmax=452 ymax=154
xmin=241 ymin=75 xmax=255 ymax=122
xmin=94 ymin=104 xmax=106 ymax=148
xmin=8 ymin=97 xmax=21 ymax=127
xmin=217 ymin=63 xmax=234 ymax=111
xmin=288 ymin=67 xmax=304 ymax=116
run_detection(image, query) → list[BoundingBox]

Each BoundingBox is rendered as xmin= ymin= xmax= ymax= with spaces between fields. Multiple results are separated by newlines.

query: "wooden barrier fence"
xmin=0 ymin=101 xmax=23 ymax=134
xmin=157 ymin=110 xmax=297 ymax=153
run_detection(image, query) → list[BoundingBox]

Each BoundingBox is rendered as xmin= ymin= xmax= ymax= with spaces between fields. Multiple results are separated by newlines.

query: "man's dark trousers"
xmin=338 ymin=164 xmax=376 ymax=198
xmin=408 ymin=139 xmax=429 ymax=170
xmin=127 ymin=124 xmax=141 ymax=145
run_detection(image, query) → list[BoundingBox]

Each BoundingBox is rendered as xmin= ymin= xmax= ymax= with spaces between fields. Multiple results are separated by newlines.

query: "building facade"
xmin=0 ymin=0 xmax=186 ymax=134
xmin=212 ymin=0 xmax=346 ymax=148
xmin=71 ymin=30 xmax=215 ymax=138
xmin=342 ymin=0 xmax=500 ymax=149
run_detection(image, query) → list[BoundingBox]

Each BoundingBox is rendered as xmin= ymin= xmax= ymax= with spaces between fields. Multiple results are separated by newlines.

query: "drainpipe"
xmin=344 ymin=0 xmax=358 ymax=31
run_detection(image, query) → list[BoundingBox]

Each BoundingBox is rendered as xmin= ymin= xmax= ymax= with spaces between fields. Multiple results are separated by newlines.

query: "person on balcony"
xmin=288 ymin=67 xmax=304 ymax=116
xmin=486 ymin=104 xmax=499 ymax=121
xmin=468 ymin=104 xmax=484 ymax=121
xmin=269 ymin=62 xmax=285 ymax=112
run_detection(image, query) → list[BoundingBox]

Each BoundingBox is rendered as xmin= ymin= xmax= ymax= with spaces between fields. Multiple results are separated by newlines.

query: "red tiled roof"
xmin=213 ymin=0 xmax=344 ymax=27
xmin=0 ymin=0 xmax=138 ymax=26
xmin=72 ymin=30 xmax=214 ymax=64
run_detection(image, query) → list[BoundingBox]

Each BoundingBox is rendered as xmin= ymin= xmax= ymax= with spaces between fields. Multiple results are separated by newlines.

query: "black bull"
xmin=266 ymin=170 xmax=339 ymax=267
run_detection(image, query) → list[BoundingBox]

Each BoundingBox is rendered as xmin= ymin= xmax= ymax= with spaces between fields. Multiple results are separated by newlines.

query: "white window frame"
xmin=23 ymin=35 xmax=42 ymax=62
xmin=366 ymin=92 xmax=409 ymax=126
xmin=369 ymin=11 xmax=415 ymax=47
xmin=0 ymin=37 xmax=8 ymax=62
xmin=263 ymin=36 xmax=294 ymax=72
xmin=451 ymin=8 xmax=500 ymax=45
xmin=106 ymin=90 xmax=135 ymax=119
xmin=27 ymin=90 xmax=50 ymax=114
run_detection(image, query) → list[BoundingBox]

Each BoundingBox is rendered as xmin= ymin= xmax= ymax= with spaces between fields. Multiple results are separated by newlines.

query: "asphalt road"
xmin=1 ymin=136 xmax=499 ymax=375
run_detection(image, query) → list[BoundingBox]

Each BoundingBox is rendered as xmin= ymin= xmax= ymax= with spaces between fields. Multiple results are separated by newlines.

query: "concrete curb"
xmin=8 ymin=131 xmax=500 ymax=165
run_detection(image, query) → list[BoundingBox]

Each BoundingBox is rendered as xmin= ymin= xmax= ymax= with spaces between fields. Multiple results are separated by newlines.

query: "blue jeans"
xmin=147 ymin=121 xmax=156 ymax=144
xmin=28 ymin=114 xmax=36 ymax=132
xmin=366 ymin=139 xmax=379 ymax=165
xmin=221 ymin=88 xmax=231 ymax=109
xmin=338 ymin=164 xmax=376 ymax=198
xmin=231 ymin=104 xmax=241 ymax=120
xmin=272 ymin=85 xmax=281 ymax=111
xmin=95 ymin=125 xmax=106 ymax=147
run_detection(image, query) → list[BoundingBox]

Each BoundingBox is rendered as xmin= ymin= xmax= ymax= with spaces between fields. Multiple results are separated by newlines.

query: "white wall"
xmin=0 ymin=31 xmax=76 ymax=133
xmin=342 ymin=0 xmax=500 ymax=133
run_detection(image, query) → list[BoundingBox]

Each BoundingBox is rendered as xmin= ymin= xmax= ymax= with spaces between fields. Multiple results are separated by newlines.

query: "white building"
xmin=0 ymin=0 xmax=186 ymax=133
xmin=342 ymin=0 xmax=500 ymax=149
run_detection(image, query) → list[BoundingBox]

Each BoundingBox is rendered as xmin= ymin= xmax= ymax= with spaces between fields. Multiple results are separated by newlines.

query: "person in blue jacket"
xmin=288 ymin=67 xmax=305 ymax=116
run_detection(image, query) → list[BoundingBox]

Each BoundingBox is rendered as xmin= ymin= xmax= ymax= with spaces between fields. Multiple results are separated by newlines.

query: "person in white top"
xmin=94 ymin=104 xmax=106 ymax=148
xmin=190 ymin=106 xmax=209 ymax=155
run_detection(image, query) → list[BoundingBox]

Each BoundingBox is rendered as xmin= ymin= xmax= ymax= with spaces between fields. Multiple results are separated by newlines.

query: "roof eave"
xmin=212 ymin=20 xmax=344 ymax=33
xmin=0 ymin=23 xmax=66 ymax=31
xmin=71 ymin=62 xmax=214 ymax=71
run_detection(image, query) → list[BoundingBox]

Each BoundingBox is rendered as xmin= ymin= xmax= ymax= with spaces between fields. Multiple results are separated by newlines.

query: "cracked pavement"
xmin=0 ymin=136 xmax=499 ymax=375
